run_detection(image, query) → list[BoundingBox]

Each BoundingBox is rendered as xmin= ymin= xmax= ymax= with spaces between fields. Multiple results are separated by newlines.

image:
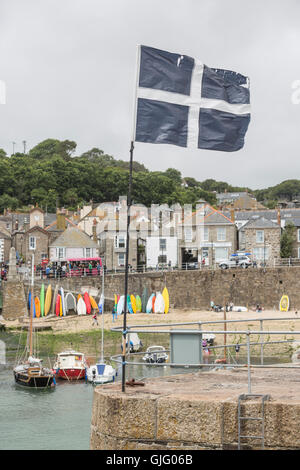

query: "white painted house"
xmin=146 ymin=236 xmax=178 ymax=268
xmin=49 ymin=227 xmax=99 ymax=262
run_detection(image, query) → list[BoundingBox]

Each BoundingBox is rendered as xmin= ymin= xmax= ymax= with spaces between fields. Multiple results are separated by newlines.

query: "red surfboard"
xmin=84 ymin=292 xmax=92 ymax=314
xmin=152 ymin=295 xmax=156 ymax=313
xmin=56 ymin=294 xmax=61 ymax=316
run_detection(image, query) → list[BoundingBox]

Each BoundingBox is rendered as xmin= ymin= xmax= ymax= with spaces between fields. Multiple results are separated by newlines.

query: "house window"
xmin=217 ymin=227 xmax=226 ymax=242
xmin=57 ymin=248 xmax=65 ymax=259
xmin=215 ymin=247 xmax=228 ymax=262
xmin=298 ymin=229 xmax=300 ymax=242
xmin=202 ymin=226 xmax=209 ymax=242
xmin=29 ymin=236 xmax=36 ymax=250
xmin=256 ymin=230 xmax=264 ymax=243
xmin=159 ymin=238 xmax=167 ymax=251
xmin=184 ymin=227 xmax=192 ymax=242
xmin=298 ymin=247 xmax=300 ymax=259
xmin=41 ymin=253 xmax=48 ymax=260
xmin=115 ymin=235 xmax=126 ymax=248
xmin=253 ymin=247 xmax=269 ymax=260
xmin=85 ymin=248 xmax=91 ymax=258
xmin=118 ymin=253 xmax=125 ymax=266
xmin=158 ymin=255 xmax=167 ymax=264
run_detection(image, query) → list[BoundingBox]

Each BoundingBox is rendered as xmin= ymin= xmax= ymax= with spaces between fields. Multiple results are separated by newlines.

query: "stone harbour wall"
xmin=90 ymin=371 xmax=300 ymax=450
xmin=30 ymin=267 xmax=300 ymax=310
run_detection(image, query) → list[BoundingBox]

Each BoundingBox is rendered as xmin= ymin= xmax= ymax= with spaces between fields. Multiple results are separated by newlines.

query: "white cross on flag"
xmin=133 ymin=46 xmax=250 ymax=152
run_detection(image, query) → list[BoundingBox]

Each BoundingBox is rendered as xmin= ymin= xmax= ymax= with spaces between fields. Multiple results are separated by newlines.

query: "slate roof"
xmin=49 ymin=227 xmax=98 ymax=248
xmin=242 ymin=217 xmax=280 ymax=230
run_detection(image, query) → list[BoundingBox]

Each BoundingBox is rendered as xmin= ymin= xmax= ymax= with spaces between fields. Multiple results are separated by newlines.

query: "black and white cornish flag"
xmin=134 ymin=46 xmax=250 ymax=152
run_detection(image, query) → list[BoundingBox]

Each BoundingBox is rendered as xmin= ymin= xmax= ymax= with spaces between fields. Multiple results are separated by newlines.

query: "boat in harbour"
xmin=13 ymin=254 xmax=55 ymax=389
xmin=53 ymin=350 xmax=88 ymax=380
xmin=86 ymin=266 xmax=116 ymax=384
xmin=142 ymin=345 xmax=169 ymax=364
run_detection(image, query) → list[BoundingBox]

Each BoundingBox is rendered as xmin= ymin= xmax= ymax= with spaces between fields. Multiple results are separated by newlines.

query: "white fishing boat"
xmin=142 ymin=345 xmax=168 ymax=363
xmin=86 ymin=266 xmax=117 ymax=384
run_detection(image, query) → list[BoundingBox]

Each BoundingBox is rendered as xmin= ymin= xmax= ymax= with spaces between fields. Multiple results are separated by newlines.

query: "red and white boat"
xmin=53 ymin=350 xmax=88 ymax=381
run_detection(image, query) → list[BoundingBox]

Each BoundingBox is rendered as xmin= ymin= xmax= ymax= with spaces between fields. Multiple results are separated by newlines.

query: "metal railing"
xmin=13 ymin=259 xmax=300 ymax=282
xmin=111 ymin=316 xmax=300 ymax=394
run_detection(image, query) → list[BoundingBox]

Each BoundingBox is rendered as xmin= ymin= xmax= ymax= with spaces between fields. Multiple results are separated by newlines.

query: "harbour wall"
xmin=90 ymin=374 xmax=300 ymax=450
xmin=4 ymin=266 xmax=300 ymax=320
xmin=25 ymin=267 xmax=300 ymax=310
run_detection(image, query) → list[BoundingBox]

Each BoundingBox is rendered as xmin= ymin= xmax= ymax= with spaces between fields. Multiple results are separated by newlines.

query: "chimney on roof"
xmin=277 ymin=207 xmax=281 ymax=226
xmin=230 ymin=208 xmax=235 ymax=222
xmin=57 ymin=209 xmax=66 ymax=231
xmin=92 ymin=218 xmax=97 ymax=243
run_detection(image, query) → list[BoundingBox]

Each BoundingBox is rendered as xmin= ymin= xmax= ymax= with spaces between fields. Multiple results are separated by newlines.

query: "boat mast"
xmin=29 ymin=253 xmax=34 ymax=357
xmin=100 ymin=261 xmax=104 ymax=363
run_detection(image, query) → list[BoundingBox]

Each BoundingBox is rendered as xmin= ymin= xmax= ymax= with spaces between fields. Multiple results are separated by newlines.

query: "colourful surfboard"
xmin=135 ymin=295 xmax=142 ymax=312
xmin=279 ymin=295 xmax=289 ymax=312
xmin=56 ymin=294 xmax=61 ymax=316
xmin=44 ymin=284 xmax=52 ymax=316
xmin=84 ymin=292 xmax=92 ymax=314
xmin=127 ymin=295 xmax=133 ymax=314
xmin=90 ymin=296 xmax=98 ymax=309
xmin=152 ymin=295 xmax=156 ymax=313
xmin=162 ymin=287 xmax=169 ymax=314
xmin=130 ymin=295 xmax=137 ymax=313
xmin=146 ymin=294 xmax=154 ymax=313
xmin=35 ymin=297 xmax=41 ymax=318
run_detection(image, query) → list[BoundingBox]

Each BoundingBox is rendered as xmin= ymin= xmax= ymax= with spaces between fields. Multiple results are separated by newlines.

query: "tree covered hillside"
xmin=0 ymin=139 xmax=216 ymax=212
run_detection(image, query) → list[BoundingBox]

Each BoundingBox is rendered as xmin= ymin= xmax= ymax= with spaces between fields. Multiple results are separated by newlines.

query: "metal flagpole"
xmin=122 ymin=45 xmax=141 ymax=393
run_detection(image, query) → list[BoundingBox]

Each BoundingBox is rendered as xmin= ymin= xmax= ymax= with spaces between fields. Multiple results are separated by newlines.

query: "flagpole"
xmin=122 ymin=140 xmax=134 ymax=392
xmin=122 ymin=45 xmax=141 ymax=393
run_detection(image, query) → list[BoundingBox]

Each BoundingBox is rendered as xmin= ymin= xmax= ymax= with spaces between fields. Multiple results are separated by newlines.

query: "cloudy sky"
xmin=0 ymin=0 xmax=300 ymax=189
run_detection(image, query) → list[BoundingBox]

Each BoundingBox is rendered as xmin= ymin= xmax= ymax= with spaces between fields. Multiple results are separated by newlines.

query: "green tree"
xmin=280 ymin=222 xmax=296 ymax=258
xmin=0 ymin=194 xmax=19 ymax=212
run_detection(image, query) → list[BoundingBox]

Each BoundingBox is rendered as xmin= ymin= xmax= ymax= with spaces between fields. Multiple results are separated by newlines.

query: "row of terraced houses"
xmin=1 ymin=195 xmax=300 ymax=271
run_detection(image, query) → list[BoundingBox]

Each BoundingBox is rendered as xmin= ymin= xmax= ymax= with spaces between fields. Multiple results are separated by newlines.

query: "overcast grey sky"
xmin=1 ymin=0 xmax=300 ymax=189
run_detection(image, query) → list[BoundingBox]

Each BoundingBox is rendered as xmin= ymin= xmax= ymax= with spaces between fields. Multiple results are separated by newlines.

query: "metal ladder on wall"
xmin=238 ymin=394 xmax=270 ymax=450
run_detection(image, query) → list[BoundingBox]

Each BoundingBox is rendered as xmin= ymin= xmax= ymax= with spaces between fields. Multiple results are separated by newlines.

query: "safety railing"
xmin=111 ymin=316 xmax=300 ymax=394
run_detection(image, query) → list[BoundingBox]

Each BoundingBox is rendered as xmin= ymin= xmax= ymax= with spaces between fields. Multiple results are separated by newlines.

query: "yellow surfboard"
xmin=130 ymin=295 xmax=137 ymax=313
xmin=279 ymin=295 xmax=289 ymax=312
xmin=44 ymin=284 xmax=52 ymax=316
xmin=89 ymin=296 xmax=98 ymax=309
xmin=162 ymin=287 xmax=169 ymax=314
xmin=59 ymin=295 xmax=63 ymax=316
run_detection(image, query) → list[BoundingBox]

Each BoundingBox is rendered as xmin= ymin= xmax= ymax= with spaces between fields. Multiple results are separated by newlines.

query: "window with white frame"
xmin=57 ymin=247 xmax=65 ymax=259
xmin=298 ymin=229 xmax=300 ymax=242
xmin=85 ymin=248 xmax=91 ymax=258
xmin=115 ymin=234 xmax=126 ymax=249
xmin=118 ymin=253 xmax=125 ymax=266
xmin=217 ymin=227 xmax=226 ymax=242
xmin=202 ymin=226 xmax=209 ymax=242
xmin=298 ymin=247 xmax=300 ymax=259
xmin=184 ymin=227 xmax=192 ymax=242
xmin=253 ymin=246 xmax=269 ymax=260
xmin=256 ymin=230 xmax=264 ymax=243
xmin=29 ymin=236 xmax=36 ymax=250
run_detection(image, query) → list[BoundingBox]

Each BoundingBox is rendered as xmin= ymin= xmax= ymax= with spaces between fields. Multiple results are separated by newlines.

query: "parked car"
xmin=182 ymin=261 xmax=199 ymax=270
xmin=219 ymin=254 xmax=252 ymax=270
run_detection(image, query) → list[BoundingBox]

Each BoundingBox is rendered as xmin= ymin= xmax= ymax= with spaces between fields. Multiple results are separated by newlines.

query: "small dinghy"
xmin=143 ymin=345 xmax=168 ymax=364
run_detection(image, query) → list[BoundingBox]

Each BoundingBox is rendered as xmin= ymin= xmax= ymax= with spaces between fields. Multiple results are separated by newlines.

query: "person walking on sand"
xmin=92 ymin=312 xmax=98 ymax=326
